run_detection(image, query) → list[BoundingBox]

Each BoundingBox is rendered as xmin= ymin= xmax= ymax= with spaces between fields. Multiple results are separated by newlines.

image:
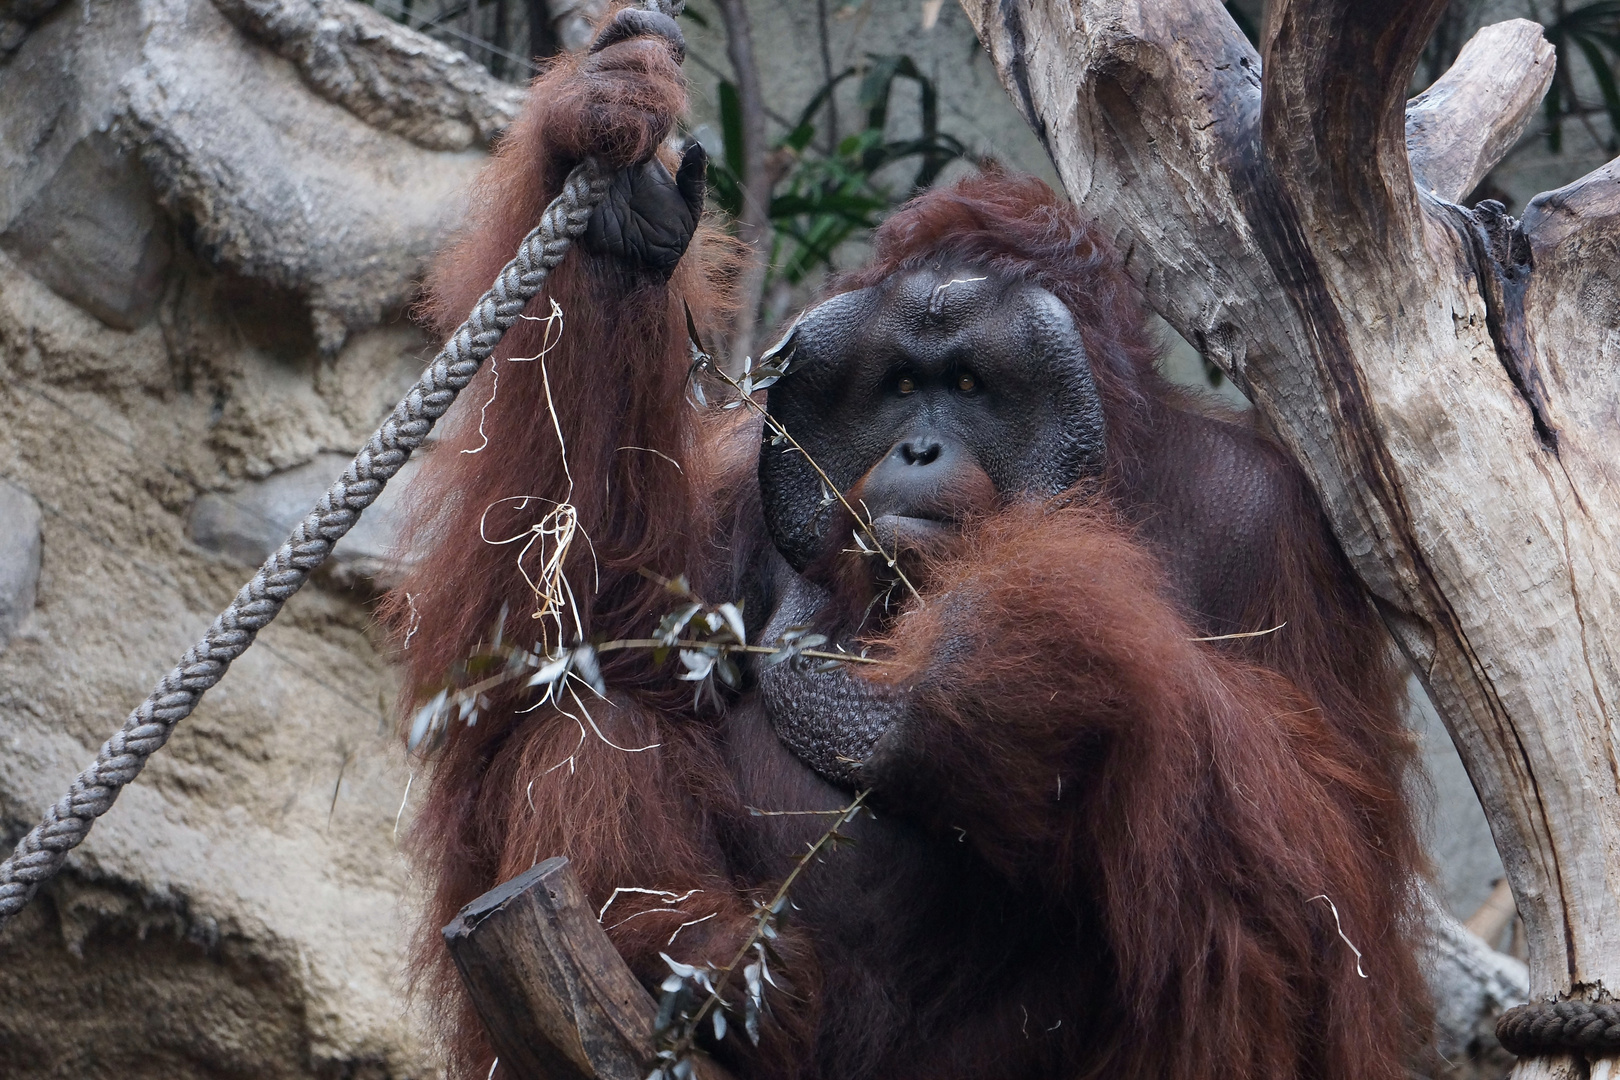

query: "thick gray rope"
xmin=0 ymin=157 xmax=614 ymax=929
xmin=1497 ymin=999 xmax=1620 ymax=1056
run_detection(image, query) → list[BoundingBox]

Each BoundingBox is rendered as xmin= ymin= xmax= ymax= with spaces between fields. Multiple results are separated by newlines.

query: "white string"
xmin=667 ymin=912 xmax=716 ymax=945
xmin=511 ymin=301 xmax=571 ymax=488
xmin=392 ymin=772 xmax=415 ymax=843
xmin=1308 ymin=894 xmax=1369 ymax=978
xmin=479 ymin=496 xmax=588 ymax=649
xmin=567 ymin=682 xmax=659 ymax=754
xmin=401 ymin=592 xmax=421 ymax=650
xmin=461 ymin=300 xmax=564 ymax=457
xmin=600 ymin=886 xmax=704 ymax=920
xmin=616 ymin=445 xmax=684 ymax=472
xmin=470 ymin=299 xmax=592 ymax=652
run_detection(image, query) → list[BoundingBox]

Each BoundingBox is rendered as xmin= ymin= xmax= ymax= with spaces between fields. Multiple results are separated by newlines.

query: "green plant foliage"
xmin=1537 ymin=1 xmax=1620 ymax=153
xmin=704 ymin=54 xmax=970 ymax=285
xmin=1224 ymin=1 xmax=1260 ymax=45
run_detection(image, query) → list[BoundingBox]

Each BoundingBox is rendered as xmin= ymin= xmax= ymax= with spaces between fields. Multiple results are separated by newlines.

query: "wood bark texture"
xmin=444 ymin=856 xmax=733 ymax=1080
xmin=714 ymin=0 xmax=773 ymax=362
xmin=959 ymin=2 xmax=1620 ymax=1077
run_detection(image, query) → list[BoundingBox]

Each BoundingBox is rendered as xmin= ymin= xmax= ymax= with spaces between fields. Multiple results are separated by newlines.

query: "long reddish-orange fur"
xmin=384 ymin=20 xmax=1430 ymax=1079
xmin=381 ymin=29 xmax=782 ymax=1077
xmin=861 ymin=503 xmax=1425 ymax=1079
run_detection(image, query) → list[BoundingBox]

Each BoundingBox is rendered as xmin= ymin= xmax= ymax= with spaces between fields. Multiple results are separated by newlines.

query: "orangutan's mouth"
xmin=868 ymin=512 xmax=956 ymax=552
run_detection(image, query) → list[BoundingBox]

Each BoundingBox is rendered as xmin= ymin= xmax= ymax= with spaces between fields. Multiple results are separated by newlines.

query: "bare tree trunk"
xmin=526 ymin=0 xmax=560 ymax=60
xmin=960 ymin=3 xmax=1619 ymax=1078
xmin=492 ymin=0 xmax=510 ymax=77
xmin=715 ymin=0 xmax=772 ymax=363
xmin=815 ymin=0 xmax=840 ymax=158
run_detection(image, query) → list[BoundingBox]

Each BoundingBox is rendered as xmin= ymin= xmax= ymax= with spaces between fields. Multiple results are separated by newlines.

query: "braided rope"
xmin=0 ymin=158 xmax=613 ymax=929
xmin=1498 ymin=1000 xmax=1620 ymax=1057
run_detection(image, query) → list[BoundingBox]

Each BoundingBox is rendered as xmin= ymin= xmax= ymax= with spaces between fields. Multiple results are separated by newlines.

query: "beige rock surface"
xmin=0 ymin=0 xmax=504 ymax=1075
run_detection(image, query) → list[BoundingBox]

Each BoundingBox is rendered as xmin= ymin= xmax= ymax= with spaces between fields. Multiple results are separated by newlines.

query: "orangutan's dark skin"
xmin=384 ymin=9 xmax=1431 ymax=1080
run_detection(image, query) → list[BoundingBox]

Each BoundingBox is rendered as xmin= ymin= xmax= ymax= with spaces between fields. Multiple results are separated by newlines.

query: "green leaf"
xmin=790 ymin=65 xmax=857 ymax=134
xmin=717 ymin=602 xmax=747 ymax=645
xmin=677 ymin=649 xmax=715 ymax=682
xmin=683 ymin=305 xmax=710 ymax=362
xmin=656 ymin=603 xmax=703 ymax=646
xmin=718 ymin=79 xmax=746 ymax=178
xmin=835 ymin=128 xmax=882 ymax=158
xmin=1572 ymin=33 xmax=1620 ymax=145
xmin=783 ymin=121 xmax=816 ymax=152
xmin=527 ymin=651 xmax=572 ymax=688
xmin=704 ymin=157 xmax=743 ymax=219
xmin=572 ymin=643 xmax=604 ymax=696
xmin=407 ymin=688 xmax=448 ymax=752
xmin=858 ymin=53 xmax=904 ymax=124
xmin=1555 ymin=2 xmax=1620 ymax=35
xmin=708 ymin=52 xmax=971 ymax=284
xmin=660 ymin=951 xmax=702 ymax=979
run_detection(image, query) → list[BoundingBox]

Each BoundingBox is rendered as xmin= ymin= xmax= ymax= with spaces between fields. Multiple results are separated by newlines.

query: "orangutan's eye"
xmin=897 ymin=375 xmax=917 ymax=395
xmin=956 ymin=372 xmax=978 ymax=394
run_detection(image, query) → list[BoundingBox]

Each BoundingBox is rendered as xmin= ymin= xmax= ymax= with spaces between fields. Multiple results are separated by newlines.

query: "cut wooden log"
xmin=444 ymin=856 xmax=735 ymax=1080
xmin=445 ymin=857 xmax=653 ymax=1080
xmin=961 ymin=2 xmax=1620 ymax=1078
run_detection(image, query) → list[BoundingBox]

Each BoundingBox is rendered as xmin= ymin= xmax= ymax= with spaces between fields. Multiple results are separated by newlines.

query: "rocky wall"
xmin=0 ymin=0 xmax=517 ymax=1075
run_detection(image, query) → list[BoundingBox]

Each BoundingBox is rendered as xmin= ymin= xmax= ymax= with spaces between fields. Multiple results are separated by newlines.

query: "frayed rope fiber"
xmin=0 ymin=157 xmax=613 ymax=929
xmin=1496 ymin=1000 xmax=1620 ymax=1056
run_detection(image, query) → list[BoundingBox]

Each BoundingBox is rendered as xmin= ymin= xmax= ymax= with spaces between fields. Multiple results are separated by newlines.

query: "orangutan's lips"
xmin=869 ymin=512 xmax=955 ymax=551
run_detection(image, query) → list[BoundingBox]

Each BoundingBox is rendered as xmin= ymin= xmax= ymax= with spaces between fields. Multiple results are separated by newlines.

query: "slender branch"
xmin=594 ymin=638 xmax=884 ymax=664
xmin=815 ymin=0 xmax=839 ymax=157
xmin=661 ymin=791 xmax=870 ymax=1066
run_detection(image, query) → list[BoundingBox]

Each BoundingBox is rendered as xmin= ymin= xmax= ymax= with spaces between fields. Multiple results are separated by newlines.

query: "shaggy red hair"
xmin=861 ymin=502 xmax=1427 ymax=1078
xmin=385 ymin=35 xmax=1429 ymax=1075
xmin=380 ymin=28 xmax=771 ymax=1077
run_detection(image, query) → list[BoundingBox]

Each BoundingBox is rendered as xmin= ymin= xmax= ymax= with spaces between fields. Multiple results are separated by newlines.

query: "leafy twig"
xmin=406 ymin=585 xmax=884 ymax=752
xmin=649 ymin=791 xmax=871 ymax=1076
xmin=596 ymin=638 xmax=882 ymax=665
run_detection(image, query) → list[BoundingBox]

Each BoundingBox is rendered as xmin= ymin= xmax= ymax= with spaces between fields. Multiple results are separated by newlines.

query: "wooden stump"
xmin=444 ymin=857 xmax=735 ymax=1080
